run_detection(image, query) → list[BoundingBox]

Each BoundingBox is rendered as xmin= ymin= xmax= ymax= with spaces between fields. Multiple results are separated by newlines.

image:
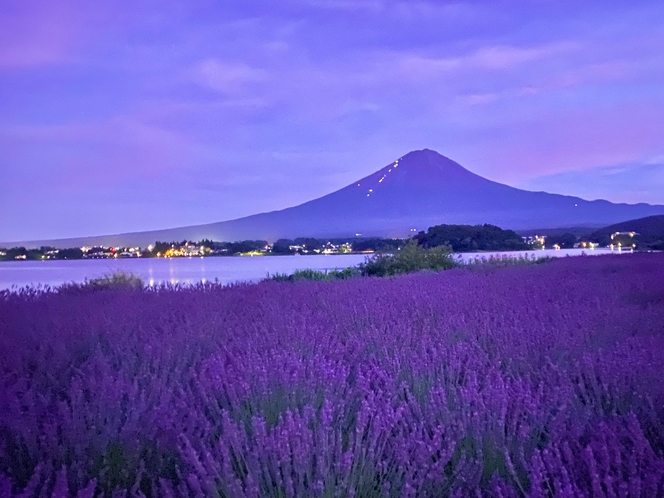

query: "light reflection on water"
xmin=0 ymin=249 xmax=626 ymax=290
xmin=0 ymin=254 xmax=368 ymax=290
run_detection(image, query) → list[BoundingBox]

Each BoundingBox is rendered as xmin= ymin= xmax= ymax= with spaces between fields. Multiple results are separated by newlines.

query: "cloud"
xmin=519 ymin=160 xmax=664 ymax=205
xmin=2 ymin=0 xmax=664 ymax=241
xmin=459 ymin=93 xmax=499 ymax=106
xmin=393 ymin=41 xmax=579 ymax=80
xmin=469 ymin=43 xmax=579 ymax=70
xmin=646 ymin=154 xmax=664 ymax=165
xmin=193 ymin=59 xmax=268 ymax=94
xmin=296 ymin=0 xmax=385 ymax=11
xmin=0 ymin=115 xmax=195 ymax=192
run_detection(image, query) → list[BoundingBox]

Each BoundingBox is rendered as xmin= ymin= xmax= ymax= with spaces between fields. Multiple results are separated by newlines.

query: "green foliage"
xmin=271 ymin=239 xmax=296 ymax=254
xmin=464 ymin=254 xmax=554 ymax=269
xmin=56 ymin=248 xmax=84 ymax=259
xmin=293 ymin=237 xmax=323 ymax=251
xmin=85 ymin=271 xmax=144 ymax=290
xmin=588 ymin=215 xmax=664 ymax=249
xmin=348 ymin=237 xmax=404 ymax=252
xmin=271 ymin=242 xmax=458 ymax=281
xmin=153 ymin=239 xmax=268 ymax=256
xmin=415 ymin=224 xmax=527 ymax=252
xmin=359 ymin=240 xmax=457 ymax=277
xmin=0 ymin=247 xmax=44 ymax=261
xmin=268 ymin=267 xmax=360 ymax=282
xmin=151 ymin=241 xmax=174 ymax=255
xmin=213 ymin=239 xmax=268 ymax=254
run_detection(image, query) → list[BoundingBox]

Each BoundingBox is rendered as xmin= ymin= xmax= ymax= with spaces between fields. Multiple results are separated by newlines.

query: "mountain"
xmin=6 ymin=149 xmax=664 ymax=248
xmin=588 ymin=215 xmax=664 ymax=249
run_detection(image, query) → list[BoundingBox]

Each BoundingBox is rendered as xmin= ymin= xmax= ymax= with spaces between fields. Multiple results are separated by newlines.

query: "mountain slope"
xmin=589 ymin=215 xmax=664 ymax=248
xmin=590 ymin=215 xmax=664 ymax=237
xmin=6 ymin=149 xmax=664 ymax=248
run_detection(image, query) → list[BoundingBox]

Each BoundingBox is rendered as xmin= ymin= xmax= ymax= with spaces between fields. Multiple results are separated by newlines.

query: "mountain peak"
xmin=377 ymin=149 xmax=479 ymax=185
xmin=402 ymin=149 xmax=454 ymax=162
xmin=403 ymin=148 xmax=446 ymax=157
xmin=8 ymin=149 xmax=664 ymax=248
xmin=400 ymin=148 xmax=453 ymax=163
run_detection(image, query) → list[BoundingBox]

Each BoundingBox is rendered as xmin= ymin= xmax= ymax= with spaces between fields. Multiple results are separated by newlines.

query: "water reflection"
xmin=0 ymin=249 xmax=625 ymax=290
xmin=0 ymin=254 xmax=367 ymax=289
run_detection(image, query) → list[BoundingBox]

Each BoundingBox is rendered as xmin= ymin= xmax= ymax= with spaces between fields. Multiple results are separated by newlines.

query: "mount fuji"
xmin=8 ymin=149 xmax=664 ymax=248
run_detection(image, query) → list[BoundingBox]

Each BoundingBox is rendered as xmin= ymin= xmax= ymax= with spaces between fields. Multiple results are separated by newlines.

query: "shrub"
xmin=359 ymin=240 xmax=457 ymax=277
xmin=463 ymin=254 xmax=554 ymax=268
xmin=62 ymin=270 xmax=145 ymax=291
xmin=268 ymin=267 xmax=360 ymax=282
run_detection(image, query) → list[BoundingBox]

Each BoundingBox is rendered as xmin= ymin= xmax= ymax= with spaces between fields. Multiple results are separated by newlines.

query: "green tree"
xmin=415 ymin=224 xmax=527 ymax=252
xmin=271 ymin=239 xmax=295 ymax=254
xmin=56 ymin=248 xmax=84 ymax=260
xmin=360 ymin=240 xmax=456 ymax=277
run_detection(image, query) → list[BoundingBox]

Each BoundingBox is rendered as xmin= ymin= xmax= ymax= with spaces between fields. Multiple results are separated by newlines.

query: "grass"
xmin=268 ymin=242 xmax=552 ymax=282
xmin=59 ymin=270 xmax=145 ymax=292
xmin=268 ymin=267 xmax=359 ymax=282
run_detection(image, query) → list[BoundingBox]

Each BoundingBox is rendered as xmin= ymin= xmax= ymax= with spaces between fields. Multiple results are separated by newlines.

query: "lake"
xmin=0 ymin=248 xmax=627 ymax=290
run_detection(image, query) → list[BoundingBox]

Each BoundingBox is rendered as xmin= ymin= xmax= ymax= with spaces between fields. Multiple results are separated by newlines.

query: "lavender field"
xmin=1 ymin=255 xmax=663 ymax=498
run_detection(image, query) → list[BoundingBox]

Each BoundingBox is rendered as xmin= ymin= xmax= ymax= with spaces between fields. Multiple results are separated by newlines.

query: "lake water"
xmin=0 ymin=248 xmax=627 ymax=290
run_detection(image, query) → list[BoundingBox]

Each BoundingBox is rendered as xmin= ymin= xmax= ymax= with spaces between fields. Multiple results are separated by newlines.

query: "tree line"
xmin=3 ymin=223 xmax=589 ymax=262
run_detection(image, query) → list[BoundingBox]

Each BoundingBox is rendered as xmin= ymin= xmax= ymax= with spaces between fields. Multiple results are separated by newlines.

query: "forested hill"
xmin=414 ymin=224 xmax=527 ymax=252
xmin=589 ymin=215 xmax=664 ymax=249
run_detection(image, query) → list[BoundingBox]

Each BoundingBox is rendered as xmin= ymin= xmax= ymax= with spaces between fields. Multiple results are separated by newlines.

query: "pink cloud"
xmin=469 ymin=102 xmax=664 ymax=185
xmin=1 ymin=114 xmax=195 ymax=192
xmin=469 ymin=42 xmax=579 ymax=70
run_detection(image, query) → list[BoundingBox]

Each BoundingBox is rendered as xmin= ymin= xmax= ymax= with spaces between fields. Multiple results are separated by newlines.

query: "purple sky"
xmin=2 ymin=0 xmax=664 ymax=241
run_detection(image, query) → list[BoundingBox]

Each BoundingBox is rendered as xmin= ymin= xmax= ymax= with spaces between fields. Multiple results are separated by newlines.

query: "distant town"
xmin=2 ymin=238 xmax=363 ymax=261
xmin=1 ymin=221 xmax=658 ymax=262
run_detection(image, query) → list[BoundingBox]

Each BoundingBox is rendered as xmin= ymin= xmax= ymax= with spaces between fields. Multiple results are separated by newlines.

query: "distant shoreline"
xmin=0 ymin=247 xmax=638 ymax=264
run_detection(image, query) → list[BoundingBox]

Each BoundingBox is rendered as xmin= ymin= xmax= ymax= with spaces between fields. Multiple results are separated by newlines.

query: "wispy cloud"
xmin=2 ymin=0 xmax=664 ymax=239
xmin=296 ymin=0 xmax=385 ymax=11
xmin=469 ymin=43 xmax=579 ymax=70
xmin=392 ymin=41 xmax=579 ymax=80
xmin=520 ymin=160 xmax=664 ymax=205
xmin=458 ymin=93 xmax=499 ymax=106
xmin=193 ymin=59 xmax=268 ymax=94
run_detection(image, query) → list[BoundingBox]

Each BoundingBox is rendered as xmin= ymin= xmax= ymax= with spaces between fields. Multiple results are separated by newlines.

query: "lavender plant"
xmin=0 ymin=255 xmax=663 ymax=497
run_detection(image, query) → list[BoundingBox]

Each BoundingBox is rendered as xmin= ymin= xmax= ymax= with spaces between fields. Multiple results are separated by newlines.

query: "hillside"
xmin=589 ymin=215 xmax=664 ymax=249
xmin=5 ymin=149 xmax=664 ymax=248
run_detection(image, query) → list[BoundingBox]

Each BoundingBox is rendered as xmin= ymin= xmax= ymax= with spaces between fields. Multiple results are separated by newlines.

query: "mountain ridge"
xmin=4 ymin=149 xmax=664 ymax=248
xmin=590 ymin=214 xmax=664 ymax=235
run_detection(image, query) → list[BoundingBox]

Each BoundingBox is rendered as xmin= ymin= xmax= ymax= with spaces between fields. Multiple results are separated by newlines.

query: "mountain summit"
xmin=8 ymin=149 xmax=664 ymax=248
